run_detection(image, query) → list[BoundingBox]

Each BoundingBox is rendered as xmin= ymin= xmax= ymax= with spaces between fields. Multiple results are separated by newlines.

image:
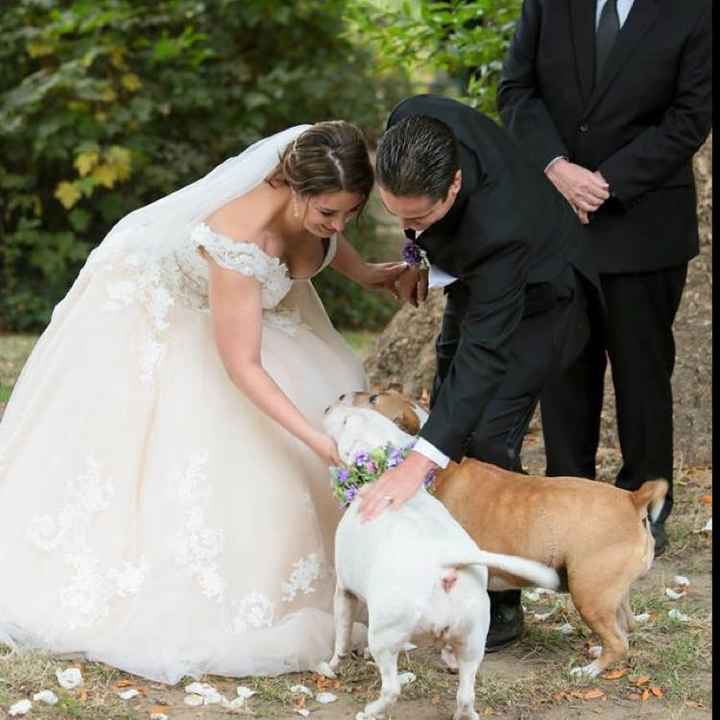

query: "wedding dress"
xmin=0 ymin=127 xmax=367 ymax=683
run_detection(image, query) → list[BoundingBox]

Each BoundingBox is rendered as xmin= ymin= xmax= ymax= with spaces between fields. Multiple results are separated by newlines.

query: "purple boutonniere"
xmin=402 ymin=240 xmax=430 ymax=270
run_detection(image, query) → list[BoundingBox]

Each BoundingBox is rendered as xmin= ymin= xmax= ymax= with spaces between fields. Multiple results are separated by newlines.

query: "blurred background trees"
xmin=0 ymin=0 xmax=519 ymax=332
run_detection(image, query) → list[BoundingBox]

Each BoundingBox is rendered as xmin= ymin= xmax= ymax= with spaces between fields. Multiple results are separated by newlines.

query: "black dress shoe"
xmin=651 ymin=520 xmax=668 ymax=556
xmin=485 ymin=590 xmax=524 ymax=652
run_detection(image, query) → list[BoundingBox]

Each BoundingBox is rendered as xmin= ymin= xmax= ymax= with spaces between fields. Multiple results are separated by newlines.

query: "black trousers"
xmin=540 ymin=265 xmax=688 ymax=524
xmin=431 ymin=265 xmax=591 ymax=472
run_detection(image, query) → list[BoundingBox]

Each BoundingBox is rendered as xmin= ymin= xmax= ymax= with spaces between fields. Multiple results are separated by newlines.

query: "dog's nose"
xmin=324 ymin=406 xmax=331 ymax=414
xmin=369 ymin=394 xmax=378 ymax=404
xmin=339 ymin=393 xmax=346 ymax=401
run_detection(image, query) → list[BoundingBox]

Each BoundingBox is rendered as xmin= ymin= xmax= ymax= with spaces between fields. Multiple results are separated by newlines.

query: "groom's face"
xmin=378 ymin=170 xmax=462 ymax=234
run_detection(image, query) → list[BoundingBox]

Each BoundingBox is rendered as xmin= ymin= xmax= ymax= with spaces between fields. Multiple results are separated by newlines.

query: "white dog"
xmin=323 ymin=403 xmax=560 ymax=720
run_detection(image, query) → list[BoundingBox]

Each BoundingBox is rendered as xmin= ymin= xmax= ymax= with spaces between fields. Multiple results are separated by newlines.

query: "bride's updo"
xmin=267 ymin=121 xmax=374 ymax=202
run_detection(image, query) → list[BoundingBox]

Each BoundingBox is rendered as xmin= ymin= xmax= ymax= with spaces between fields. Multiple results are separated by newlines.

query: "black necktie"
xmin=595 ymin=0 xmax=620 ymax=85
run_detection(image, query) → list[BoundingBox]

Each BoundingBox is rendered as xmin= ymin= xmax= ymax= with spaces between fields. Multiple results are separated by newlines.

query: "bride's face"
xmin=298 ymin=191 xmax=365 ymax=238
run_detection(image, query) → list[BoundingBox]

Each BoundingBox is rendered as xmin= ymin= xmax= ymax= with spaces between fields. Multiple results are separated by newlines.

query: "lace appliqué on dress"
xmin=171 ymin=451 xmax=225 ymax=602
xmin=27 ymin=457 xmax=148 ymax=631
xmin=232 ymin=592 xmax=275 ymax=633
xmin=281 ymin=553 xmax=323 ymax=603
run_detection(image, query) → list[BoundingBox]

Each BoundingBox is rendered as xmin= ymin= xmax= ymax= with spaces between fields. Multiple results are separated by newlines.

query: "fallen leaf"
xmin=78 ymin=688 xmax=88 ymax=703
xmin=582 ymin=688 xmax=605 ymax=700
xmin=641 ymin=688 xmax=650 ymax=702
xmin=482 ymin=708 xmax=494 ymax=716
xmin=601 ymin=669 xmax=627 ymax=680
xmin=632 ymin=675 xmax=651 ymax=686
xmin=701 ymin=494 xmax=712 ymax=504
xmin=150 ymin=705 xmax=170 ymax=714
xmin=113 ymin=680 xmax=135 ymax=689
xmin=650 ymin=687 xmax=664 ymax=698
xmin=686 ymin=700 xmax=705 ymax=708
xmin=552 ymin=691 xmax=567 ymax=702
xmin=431 ymin=695 xmax=441 ymax=705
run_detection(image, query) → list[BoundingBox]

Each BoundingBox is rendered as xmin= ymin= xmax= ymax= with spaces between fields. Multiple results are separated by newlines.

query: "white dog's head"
xmin=323 ymin=403 xmax=415 ymax=465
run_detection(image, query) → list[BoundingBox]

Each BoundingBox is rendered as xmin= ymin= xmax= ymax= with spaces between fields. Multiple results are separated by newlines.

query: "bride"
xmin=0 ymin=121 xmax=405 ymax=683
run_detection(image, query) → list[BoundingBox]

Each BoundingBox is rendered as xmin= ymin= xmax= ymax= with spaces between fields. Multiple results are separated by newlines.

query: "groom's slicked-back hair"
xmin=376 ymin=115 xmax=459 ymax=201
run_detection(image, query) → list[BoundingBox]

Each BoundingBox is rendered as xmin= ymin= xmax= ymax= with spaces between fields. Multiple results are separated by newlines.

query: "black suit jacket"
xmin=386 ymin=94 xmax=600 ymax=461
xmin=497 ymin=0 xmax=712 ymax=273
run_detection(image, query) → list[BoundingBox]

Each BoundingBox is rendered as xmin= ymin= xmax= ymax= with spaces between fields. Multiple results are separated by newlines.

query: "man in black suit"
xmin=358 ymin=94 xmax=602 ymax=649
xmin=497 ymin=0 xmax=712 ymax=554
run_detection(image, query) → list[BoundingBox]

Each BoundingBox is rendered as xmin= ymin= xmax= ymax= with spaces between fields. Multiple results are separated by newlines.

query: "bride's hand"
xmin=308 ymin=431 xmax=343 ymax=467
xmin=358 ymin=262 xmax=408 ymax=296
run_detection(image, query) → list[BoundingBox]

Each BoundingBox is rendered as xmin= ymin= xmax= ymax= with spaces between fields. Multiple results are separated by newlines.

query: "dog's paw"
xmin=314 ymin=661 xmax=337 ymax=679
xmin=453 ymin=708 xmax=479 ymax=720
xmin=570 ymin=660 xmax=601 ymax=678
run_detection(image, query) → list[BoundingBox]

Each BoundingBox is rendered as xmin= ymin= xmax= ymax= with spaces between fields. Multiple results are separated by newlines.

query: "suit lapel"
xmin=584 ymin=0 xmax=660 ymax=115
xmin=569 ymin=0 xmax=596 ymax=107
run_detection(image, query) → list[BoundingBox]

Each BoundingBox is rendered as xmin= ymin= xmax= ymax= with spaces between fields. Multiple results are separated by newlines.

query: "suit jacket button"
xmin=579 ymin=123 xmax=589 ymax=133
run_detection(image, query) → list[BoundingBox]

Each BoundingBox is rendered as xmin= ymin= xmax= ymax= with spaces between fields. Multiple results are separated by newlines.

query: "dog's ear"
xmin=394 ymin=408 xmax=420 ymax=436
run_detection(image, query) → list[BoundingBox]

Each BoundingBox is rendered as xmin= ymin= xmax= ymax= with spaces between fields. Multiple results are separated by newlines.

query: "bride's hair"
xmin=266 ymin=121 xmax=374 ymax=205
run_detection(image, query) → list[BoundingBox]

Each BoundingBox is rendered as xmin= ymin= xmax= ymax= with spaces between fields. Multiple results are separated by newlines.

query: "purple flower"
xmin=337 ymin=468 xmax=350 ymax=483
xmin=344 ymin=487 xmax=358 ymax=504
xmin=387 ymin=449 xmax=403 ymax=468
xmin=402 ymin=241 xmax=423 ymax=266
xmin=365 ymin=461 xmax=377 ymax=473
xmin=424 ymin=469 xmax=437 ymax=489
xmin=354 ymin=451 xmax=370 ymax=466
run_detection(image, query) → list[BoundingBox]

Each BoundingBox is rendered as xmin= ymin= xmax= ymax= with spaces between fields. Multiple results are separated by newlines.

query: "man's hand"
xmin=357 ymin=451 xmax=437 ymax=522
xmin=546 ymin=159 xmax=610 ymax=213
xmin=394 ymin=265 xmax=428 ymax=307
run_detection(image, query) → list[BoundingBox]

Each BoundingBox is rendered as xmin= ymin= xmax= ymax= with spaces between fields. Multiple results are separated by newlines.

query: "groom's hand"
xmin=358 ymin=451 xmax=436 ymax=522
xmin=395 ymin=265 xmax=428 ymax=307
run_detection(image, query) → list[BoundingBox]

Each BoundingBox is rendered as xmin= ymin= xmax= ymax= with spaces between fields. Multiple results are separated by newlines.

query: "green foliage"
xmin=346 ymin=0 xmax=521 ymax=116
xmin=0 ymin=0 xmax=409 ymax=330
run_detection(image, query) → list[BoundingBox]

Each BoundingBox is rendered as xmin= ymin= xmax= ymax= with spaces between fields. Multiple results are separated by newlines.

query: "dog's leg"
xmin=569 ymin=573 xmax=629 ymax=677
xmin=358 ymin=647 xmax=401 ymax=720
xmin=451 ymin=621 xmax=485 ymax=720
xmin=617 ymin=592 xmax=635 ymax=635
xmin=329 ymin=584 xmax=357 ymax=672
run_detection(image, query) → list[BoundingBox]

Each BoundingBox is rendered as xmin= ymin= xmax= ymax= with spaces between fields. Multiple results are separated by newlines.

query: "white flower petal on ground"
xmin=398 ymin=672 xmax=416 ymax=686
xmin=56 ymin=667 xmax=83 ymax=689
xmin=533 ymin=607 xmax=557 ymax=621
xmin=221 ymin=697 xmax=247 ymax=710
xmin=314 ymin=661 xmax=336 ymax=678
xmin=184 ymin=694 xmax=204 ymax=707
xmin=117 ymin=688 xmax=140 ymax=700
xmin=668 ymin=608 xmax=690 ymax=622
xmin=290 ymin=685 xmax=314 ymax=697
xmin=9 ymin=700 xmax=32 ymax=716
xmin=402 ymin=642 xmax=417 ymax=651
xmin=150 ymin=713 xmax=168 ymax=720
xmin=535 ymin=588 xmax=557 ymax=596
xmin=295 ymin=709 xmax=311 ymax=718
xmin=32 ymin=690 xmax=58 ymax=705
xmin=673 ymin=575 xmax=690 ymax=587
xmin=236 ymin=686 xmax=256 ymax=700
xmin=665 ymin=587 xmax=686 ymax=600
xmin=558 ymin=622 xmax=575 ymax=635
xmin=702 ymin=518 xmax=712 ymax=532
xmin=634 ymin=612 xmax=651 ymax=623
xmin=315 ymin=692 xmax=338 ymax=704
xmin=523 ymin=590 xmax=540 ymax=602
xmin=184 ymin=681 xmax=224 ymax=704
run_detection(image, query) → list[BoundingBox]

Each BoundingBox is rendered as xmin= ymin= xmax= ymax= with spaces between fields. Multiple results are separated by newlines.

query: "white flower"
xmin=236 ymin=686 xmax=256 ymax=700
xmin=9 ymin=700 xmax=32 ymax=716
xmin=398 ymin=672 xmax=416 ymax=686
xmin=33 ymin=690 xmax=58 ymax=705
xmin=316 ymin=692 xmax=338 ymax=704
xmin=665 ymin=587 xmax=686 ymax=600
xmin=56 ymin=667 xmax=83 ymax=689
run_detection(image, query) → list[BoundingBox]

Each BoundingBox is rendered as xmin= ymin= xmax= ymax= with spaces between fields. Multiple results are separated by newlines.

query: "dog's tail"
xmin=630 ymin=479 xmax=669 ymax=523
xmin=454 ymin=550 xmax=560 ymax=590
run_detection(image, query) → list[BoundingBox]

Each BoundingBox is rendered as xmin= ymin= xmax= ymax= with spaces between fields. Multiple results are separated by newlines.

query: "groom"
xmin=359 ymin=94 xmax=603 ymax=649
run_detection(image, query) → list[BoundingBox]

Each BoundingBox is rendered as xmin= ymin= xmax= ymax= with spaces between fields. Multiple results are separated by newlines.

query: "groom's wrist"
xmin=410 ymin=438 xmax=449 ymax=469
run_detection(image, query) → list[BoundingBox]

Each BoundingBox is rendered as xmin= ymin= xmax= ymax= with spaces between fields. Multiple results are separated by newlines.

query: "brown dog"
xmin=347 ymin=389 xmax=668 ymax=677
